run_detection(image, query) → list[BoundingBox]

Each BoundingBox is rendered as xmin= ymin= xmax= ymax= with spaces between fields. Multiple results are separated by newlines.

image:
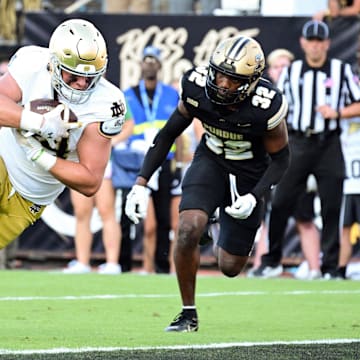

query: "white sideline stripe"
xmin=0 ymin=339 xmax=360 ymax=355
xmin=1 ymin=290 xmax=360 ymax=301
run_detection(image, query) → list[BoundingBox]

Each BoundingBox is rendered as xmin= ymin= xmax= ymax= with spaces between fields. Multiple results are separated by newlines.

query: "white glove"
xmin=16 ymin=133 xmax=56 ymax=171
xmin=20 ymin=105 xmax=81 ymax=148
xmin=306 ymin=174 xmax=317 ymax=193
xmin=125 ymin=185 xmax=150 ymax=224
xmin=225 ymin=193 xmax=257 ymax=219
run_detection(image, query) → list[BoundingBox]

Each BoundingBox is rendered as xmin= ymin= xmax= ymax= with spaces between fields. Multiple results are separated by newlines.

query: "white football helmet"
xmin=49 ymin=19 xmax=108 ymax=104
xmin=206 ymin=36 xmax=265 ymax=105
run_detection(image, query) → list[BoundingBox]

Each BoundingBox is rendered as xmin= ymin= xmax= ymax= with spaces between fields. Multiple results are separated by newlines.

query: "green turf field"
xmin=0 ymin=270 xmax=359 ymax=359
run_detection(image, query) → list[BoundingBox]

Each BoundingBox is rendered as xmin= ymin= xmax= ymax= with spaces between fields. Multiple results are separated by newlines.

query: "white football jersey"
xmin=0 ymin=45 xmax=126 ymax=205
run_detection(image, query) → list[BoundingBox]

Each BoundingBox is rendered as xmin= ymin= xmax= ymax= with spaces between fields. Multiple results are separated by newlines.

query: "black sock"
xmin=337 ymin=266 xmax=346 ymax=278
xmin=182 ymin=306 xmax=197 ymax=318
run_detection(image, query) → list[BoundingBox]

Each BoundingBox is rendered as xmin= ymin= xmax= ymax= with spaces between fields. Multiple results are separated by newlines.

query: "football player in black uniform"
xmin=125 ymin=36 xmax=290 ymax=332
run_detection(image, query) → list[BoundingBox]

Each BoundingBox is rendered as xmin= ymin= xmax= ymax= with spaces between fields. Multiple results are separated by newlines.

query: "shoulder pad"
xmin=99 ymin=117 xmax=125 ymax=137
xmin=182 ymin=66 xmax=208 ymax=89
xmin=98 ymin=100 xmax=126 ymax=137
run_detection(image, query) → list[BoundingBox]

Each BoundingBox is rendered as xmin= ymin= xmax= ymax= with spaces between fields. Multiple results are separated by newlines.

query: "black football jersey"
xmin=181 ymin=66 xmax=288 ymax=181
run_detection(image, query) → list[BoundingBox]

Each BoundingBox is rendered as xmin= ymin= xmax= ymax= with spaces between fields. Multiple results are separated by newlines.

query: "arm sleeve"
xmin=251 ymin=144 xmax=290 ymax=200
xmin=139 ymin=108 xmax=192 ymax=181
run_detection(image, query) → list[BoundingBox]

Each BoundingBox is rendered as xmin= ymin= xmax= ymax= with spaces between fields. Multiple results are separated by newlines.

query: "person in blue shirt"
xmin=124 ymin=46 xmax=183 ymax=274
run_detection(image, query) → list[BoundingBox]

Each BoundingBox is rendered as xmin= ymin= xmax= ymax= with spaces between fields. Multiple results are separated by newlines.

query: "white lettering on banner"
xmin=116 ymin=26 xmax=260 ymax=90
xmin=116 ymin=26 xmax=190 ymax=88
xmin=193 ymin=27 xmax=259 ymax=67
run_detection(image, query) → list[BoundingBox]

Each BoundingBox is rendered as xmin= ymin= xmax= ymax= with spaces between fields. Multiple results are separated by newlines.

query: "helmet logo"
xmin=254 ymin=54 xmax=263 ymax=72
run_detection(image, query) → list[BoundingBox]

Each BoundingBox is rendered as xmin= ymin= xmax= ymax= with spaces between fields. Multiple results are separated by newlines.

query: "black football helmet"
xmin=205 ymin=36 xmax=265 ymax=105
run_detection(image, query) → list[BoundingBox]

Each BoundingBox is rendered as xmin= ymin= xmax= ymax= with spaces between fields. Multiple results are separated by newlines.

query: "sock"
xmin=337 ymin=266 xmax=346 ymax=278
xmin=182 ymin=306 xmax=197 ymax=318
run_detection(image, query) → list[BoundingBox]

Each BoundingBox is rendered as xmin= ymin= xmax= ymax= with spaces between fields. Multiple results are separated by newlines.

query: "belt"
xmin=289 ymin=129 xmax=340 ymax=140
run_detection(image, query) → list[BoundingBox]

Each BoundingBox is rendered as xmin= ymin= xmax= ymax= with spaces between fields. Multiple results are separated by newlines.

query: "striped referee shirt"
xmin=277 ymin=58 xmax=360 ymax=134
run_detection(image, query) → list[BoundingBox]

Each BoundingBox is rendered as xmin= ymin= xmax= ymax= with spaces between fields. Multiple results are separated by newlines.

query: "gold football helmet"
xmin=206 ymin=36 xmax=265 ymax=105
xmin=49 ymin=19 xmax=108 ymax=104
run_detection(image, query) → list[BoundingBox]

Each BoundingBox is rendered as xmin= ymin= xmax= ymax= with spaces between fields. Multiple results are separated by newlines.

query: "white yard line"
xmin=0 ymin=339 xmax=360 ymax=355
xmin=0 ymin=289 xmax=360 ymax=301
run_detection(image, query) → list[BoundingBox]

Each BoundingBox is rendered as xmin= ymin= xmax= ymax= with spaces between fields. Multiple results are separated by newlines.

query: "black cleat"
xmin=164 ymin=311 xmax=199 ymax=332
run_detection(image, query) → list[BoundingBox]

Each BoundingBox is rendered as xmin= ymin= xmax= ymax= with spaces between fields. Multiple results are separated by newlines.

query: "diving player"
xmin=0 ymin=19 xmax=126 ymax=247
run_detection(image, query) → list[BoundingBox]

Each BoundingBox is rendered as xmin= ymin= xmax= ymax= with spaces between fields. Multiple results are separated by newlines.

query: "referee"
xmin=257 ymin=20 xmax=360 ymax=279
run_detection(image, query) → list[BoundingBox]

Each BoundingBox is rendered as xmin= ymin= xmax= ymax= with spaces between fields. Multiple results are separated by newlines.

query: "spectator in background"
xmin=167 ymin=0 xmax=220 ymax=14
xmin=0 ymin=59 xmax=8 ymax=74
xmin=256 ymin=20 xmax=360 ymax=280
xmin=104 ymin=0 xmax=151 ymax=13
xmin=0 ymin=0 xmax=16 ymax=43
xmin=313 ymin=0 xmax=360 ymax=20
xmin=248 ymin=49 xmax=294 ymax=274
xmin=338 ymin=115 xmax=360 ymax=279
xmin=314 ymin=0 xmax=360 ymax=73
xmin=63 ymin=113 xmax=134 ymax=274
xmin=250 ymin=48 xmax=322 ymax=280
xmin=124 ymin=46 xmax=183 ymax=274
xmin=111 ymin=106 xmax=143 ymax=273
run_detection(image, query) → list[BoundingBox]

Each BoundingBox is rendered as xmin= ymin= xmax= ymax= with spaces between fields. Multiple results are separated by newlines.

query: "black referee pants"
xmin=261 ymin=132 xmax=344 ymax=274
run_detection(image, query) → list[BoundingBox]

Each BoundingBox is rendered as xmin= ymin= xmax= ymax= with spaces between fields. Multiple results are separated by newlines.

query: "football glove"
xmin=20 ymin=104 xmax=81 ymax=148
xmin=16 ymin=133 xmax=56 ymax=171
xmin=306 ymin=174 xmax=317 ymax=193
xmin=225 ymin=193 xmax=257 ymax=220
xmin=125 ymin=185 xmax=150 ymax=224
xmin=171 ymin=165 xmax=182 ymax=189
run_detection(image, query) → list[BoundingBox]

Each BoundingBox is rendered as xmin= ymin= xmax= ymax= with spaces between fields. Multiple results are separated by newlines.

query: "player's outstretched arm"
xmin=48 ymin=122 xmax=112 ymax=197
xmin=125 ymin=101 xmax=192 ymax=223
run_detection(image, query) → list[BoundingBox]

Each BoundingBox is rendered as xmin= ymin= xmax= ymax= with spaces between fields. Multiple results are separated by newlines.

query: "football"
xmin=27 ymin=98 xmax=78 ymax=122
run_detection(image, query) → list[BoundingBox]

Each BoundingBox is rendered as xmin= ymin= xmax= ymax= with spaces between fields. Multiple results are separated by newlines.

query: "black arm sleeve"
xmin=139 ymin=108 xmax=192 ymax=181
xmin=251 ymin=144 xmax=290 ymax=200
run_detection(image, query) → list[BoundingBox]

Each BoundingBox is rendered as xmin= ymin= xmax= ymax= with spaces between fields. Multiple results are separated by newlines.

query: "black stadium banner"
xmin=17 ymin=12 xmax=359 ymax=257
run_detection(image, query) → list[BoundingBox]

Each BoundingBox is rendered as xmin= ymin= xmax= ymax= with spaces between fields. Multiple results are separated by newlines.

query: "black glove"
xmin=171 ymin=165 xmax=183 ymax=189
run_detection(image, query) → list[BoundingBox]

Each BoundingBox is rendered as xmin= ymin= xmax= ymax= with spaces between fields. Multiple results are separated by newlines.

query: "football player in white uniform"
xmin=0 ymin=19 xmax=126 ymax=247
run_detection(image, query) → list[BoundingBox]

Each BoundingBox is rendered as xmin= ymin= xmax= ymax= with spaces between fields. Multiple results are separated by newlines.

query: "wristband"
xmin=176 ymin=161 xmax=184 ymax=168
xmin=20 ymin=109 xmax=43 ymax=133
xmin=32 ymin=149 xmax=57 ymax=171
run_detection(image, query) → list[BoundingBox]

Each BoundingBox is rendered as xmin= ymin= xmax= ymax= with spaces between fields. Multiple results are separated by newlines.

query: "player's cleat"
xmin=164 ymin=311 xmax=199 ymax=332
xmin=252 ymin=264 xmax=283 ymax=278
